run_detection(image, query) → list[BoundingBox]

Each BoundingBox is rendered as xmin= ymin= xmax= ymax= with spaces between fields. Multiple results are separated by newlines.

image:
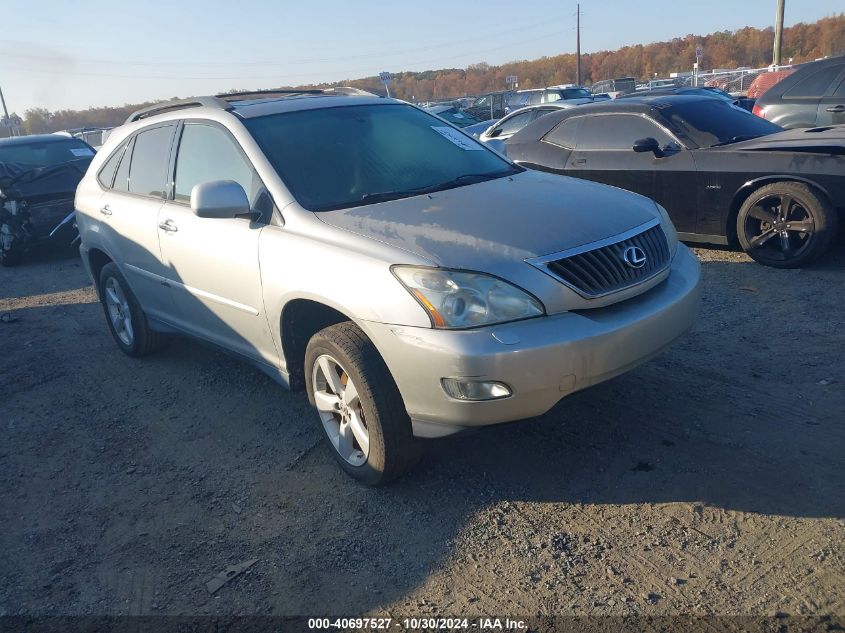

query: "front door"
xmin=156 ymin=121 xmax=278 ymax=364
xmin=567 ymin=113 xmax=699 ymax=233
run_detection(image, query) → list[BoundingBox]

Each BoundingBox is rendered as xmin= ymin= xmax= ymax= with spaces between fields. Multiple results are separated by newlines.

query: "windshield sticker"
xmin=431 ymin=126 xmax=483 ymax=150
xmin=70 ymin=148 xmax=95 ymax=157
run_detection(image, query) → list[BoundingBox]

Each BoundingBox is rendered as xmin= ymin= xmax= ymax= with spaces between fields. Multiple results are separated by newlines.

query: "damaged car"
xmin=0 ymin=134 xmax=95 ymax=265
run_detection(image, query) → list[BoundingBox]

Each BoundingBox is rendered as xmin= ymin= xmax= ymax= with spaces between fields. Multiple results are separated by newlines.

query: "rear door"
xmin=776 ymin=63 xmax=845 ymax=127
xmin=156 ymin=120 xmax=278 ymax=364
xmin=567 ymin=113 xmax=699 ymax=232
xmin=97 ymin=124 xmax=178 ymax=319
xmin=817 ymin=66 xmax=845 ymax=126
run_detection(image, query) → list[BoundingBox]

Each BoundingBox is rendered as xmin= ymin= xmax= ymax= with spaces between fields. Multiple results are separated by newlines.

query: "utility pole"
xmin=773 ymin=0 xmax=785 ymax=66
xmin=0 ymin=85 xmax=10 ymax=138
xmin=0 ymin=86 xmax=9 ymax=121
xmin=576 ymin=4 xmax=582 ymax=86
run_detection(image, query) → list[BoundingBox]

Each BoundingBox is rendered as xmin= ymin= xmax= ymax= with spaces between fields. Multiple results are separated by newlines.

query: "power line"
xmin=0 ymin=24 xmax=579 ymax=83
xmin=0 ymin=17 xmax=571 ymax=69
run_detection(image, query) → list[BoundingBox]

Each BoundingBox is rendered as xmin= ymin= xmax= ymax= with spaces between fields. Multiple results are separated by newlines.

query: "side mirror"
xmin=632 ymin=137 xmax=664 ymax=157
xmin=488 ymin=127 xmax=503 ymax=138
xmin=190 ymin=180 xmax=250 ymax=219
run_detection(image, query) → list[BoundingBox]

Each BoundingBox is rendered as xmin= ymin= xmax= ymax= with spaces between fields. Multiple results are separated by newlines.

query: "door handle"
xmin=572 ymin=159 xmax=586 ymax=166
xmin=99 ymin=205 xmax=112 ymax=216
xmin=826 ymin=105 xmax=845 ymax=113
xmin=158 ymin=219 xmax=178 ymax=233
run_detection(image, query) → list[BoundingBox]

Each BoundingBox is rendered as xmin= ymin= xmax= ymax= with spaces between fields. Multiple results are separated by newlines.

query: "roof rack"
xmin=124 ymin=96 xmax=230 ymax=125
xmin=123 ymin=87 xmax=378 ymax=126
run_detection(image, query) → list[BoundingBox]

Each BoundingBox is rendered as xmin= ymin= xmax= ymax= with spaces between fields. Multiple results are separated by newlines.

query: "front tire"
xmin=737 ymin=182 xmax=837 ymax=268
xmin=305 ymin=322 xmax=421 ymax=485
xmin=98 ymin=262 xmax=162 ymax=357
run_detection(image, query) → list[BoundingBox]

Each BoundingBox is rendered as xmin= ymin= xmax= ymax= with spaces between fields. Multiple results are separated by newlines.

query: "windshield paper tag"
xmin=431 ymin=126 xmax=483 ymax=150
xmin=71 ymin=148 xmax=95 ymax=157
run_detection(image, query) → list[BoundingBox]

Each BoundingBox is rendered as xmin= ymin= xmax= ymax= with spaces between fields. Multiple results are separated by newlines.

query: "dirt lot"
xmin=1 ymin=246 xmax=843 ymax=621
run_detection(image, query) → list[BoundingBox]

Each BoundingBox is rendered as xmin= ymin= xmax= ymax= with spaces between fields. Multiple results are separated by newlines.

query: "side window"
xmin=128 ymin=125 xmax=174 ymax=198
xmin=543 ymin=92 xmax=561 ymax=104
xmin=784 ymin=65 xmax=844 ymax=98
xmin=174 ymin=123 xmax=259 ymax=206
xmin=496 ymin=111 xmax=536 ymax=136
xmin=97 ymin=141 xmax=126 ymax=189
xmin=112 ymin=138 xmax=133 ymax=193
xmin=834 ymin=76 xmax=845 ymax=97
xmin=544 ymin=117 xmax=583 ymax=149
xmin=528 ymin=92 xmax=544 ymax=105
xmin=576 ymin=115 xmax=674 ymax=150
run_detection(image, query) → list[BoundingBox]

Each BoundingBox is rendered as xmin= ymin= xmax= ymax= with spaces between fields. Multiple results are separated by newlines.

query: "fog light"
xmin=441 ymin=378 xmax=512 ymax=401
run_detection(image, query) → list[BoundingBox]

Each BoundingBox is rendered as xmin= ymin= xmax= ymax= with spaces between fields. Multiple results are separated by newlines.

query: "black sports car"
xmin=0 ymin=134 xmax=95 ymax=265
xmin=505 ymin=95 xmax=845 ymax=267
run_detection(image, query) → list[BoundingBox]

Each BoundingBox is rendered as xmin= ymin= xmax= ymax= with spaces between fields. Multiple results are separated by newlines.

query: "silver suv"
xmin=75 ymin=89 xmax=701 ymax=484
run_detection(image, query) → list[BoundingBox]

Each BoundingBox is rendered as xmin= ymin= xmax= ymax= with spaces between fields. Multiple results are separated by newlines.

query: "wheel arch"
xmin=279 ymin=298 xmax=357 ymax=391
xmin=86 ymin=247 xmax=114 ymax=290
xmin=727 ymin=175 xmax=834 ymax=246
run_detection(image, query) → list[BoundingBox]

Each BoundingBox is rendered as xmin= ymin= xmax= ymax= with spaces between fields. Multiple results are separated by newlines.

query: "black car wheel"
xmin=737 ymin=182 xmax=837 ymax=268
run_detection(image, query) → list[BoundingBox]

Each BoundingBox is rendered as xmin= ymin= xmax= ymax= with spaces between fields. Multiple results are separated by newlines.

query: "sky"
xmin=1 ymin=0 xmax=842 ymax=113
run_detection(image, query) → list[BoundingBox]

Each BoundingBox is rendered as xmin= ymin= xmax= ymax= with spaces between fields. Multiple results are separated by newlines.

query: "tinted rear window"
xmin=784 ymin=65 xmax=844 ymax=98
xmin=128 ymin=125 xmax=173 ymax=198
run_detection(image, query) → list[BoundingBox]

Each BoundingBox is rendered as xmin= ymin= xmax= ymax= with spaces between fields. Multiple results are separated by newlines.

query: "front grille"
xmin=533 ymin=221 xmax=670 ymax=298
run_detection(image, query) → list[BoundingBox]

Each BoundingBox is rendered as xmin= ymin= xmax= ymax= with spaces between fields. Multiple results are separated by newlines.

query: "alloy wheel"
xmin=104 ymin=277 xmax=134 ymax=346
xmin=743 ymin=193 xmax=815 ymax=263
xmin=311 ymin=354 xmax=369 ymax=467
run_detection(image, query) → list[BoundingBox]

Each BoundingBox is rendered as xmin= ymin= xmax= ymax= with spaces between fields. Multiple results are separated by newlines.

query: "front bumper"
xmin=358 ymin=245 xmax=701 ymax=438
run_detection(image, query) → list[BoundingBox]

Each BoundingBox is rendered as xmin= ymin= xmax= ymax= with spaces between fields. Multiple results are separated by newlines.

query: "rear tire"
xmin=737 ymin=182 xmax=836 ymax=268
xmin=305 ymin=322 xmax=421 ymax=485
xmin=98 ymin=262 xmax=162 ymax=357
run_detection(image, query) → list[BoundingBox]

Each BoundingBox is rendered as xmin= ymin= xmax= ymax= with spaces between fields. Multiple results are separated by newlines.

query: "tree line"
xmin=8 ymin=13 xmax=844 ymax=137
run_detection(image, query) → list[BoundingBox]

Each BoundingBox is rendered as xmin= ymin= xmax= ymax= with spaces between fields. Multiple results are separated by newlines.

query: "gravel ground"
xmin=0 ymin=246 xmax=843 ymax=620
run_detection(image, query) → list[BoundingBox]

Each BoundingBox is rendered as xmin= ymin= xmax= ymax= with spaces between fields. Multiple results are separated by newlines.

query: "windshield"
xmin=660 ymin=100 xmax=782 ymax=147
xmin=0 ymin=138 xmax=94 ymax=168
xmin=244 ymin=103 xmax=517 ymax=212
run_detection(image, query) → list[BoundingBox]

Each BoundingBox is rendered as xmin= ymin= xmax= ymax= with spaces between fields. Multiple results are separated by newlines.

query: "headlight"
xmin=655 ymin=203 xmax=678 ymax=256
xmin=392 ymin=266 xmax=545 ymax=329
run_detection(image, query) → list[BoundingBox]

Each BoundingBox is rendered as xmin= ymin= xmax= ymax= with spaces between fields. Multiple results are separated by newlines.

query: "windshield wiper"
xmin=710 ymin=134 xmax=761 ymax=147
xmin=360 ymin=171 xmax=514 ymax=204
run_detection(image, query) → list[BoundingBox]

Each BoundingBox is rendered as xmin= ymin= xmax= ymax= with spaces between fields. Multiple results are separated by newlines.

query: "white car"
xmin=478 ymin=103 xmax=585 ymax=145
xmin=75 ymin=89 xmax=700 ymax=484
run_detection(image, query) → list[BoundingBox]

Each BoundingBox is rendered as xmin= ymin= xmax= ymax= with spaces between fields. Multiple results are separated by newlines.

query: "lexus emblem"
xmin=623 ymin=245 xmax=647 ymax=269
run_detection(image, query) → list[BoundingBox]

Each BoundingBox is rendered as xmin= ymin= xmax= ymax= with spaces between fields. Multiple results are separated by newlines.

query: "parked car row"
xmin=10 ymin=56 xmax=844 ymax=484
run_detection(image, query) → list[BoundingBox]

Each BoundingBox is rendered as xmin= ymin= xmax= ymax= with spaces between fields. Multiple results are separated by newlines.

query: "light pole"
xmin=773 ymin=0 xmax=785 ymax=66
xmin=575 ymin=4 xmax=582 ymax=86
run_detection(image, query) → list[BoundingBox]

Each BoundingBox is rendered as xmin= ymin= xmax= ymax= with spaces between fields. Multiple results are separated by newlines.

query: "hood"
xmin=728 ymin=127 xmax=845 ymax=154
xmin=316 ymin=170 xmax=659 ymax=274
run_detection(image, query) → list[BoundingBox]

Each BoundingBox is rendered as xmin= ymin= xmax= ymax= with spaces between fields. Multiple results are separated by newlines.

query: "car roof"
xmin=506 ymin=94 xmax=719 ymax=144
xmin=122 ymin=88 xmax=388 ymax=125
xmin=0 ymin=134 xmax=83 ymax=147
